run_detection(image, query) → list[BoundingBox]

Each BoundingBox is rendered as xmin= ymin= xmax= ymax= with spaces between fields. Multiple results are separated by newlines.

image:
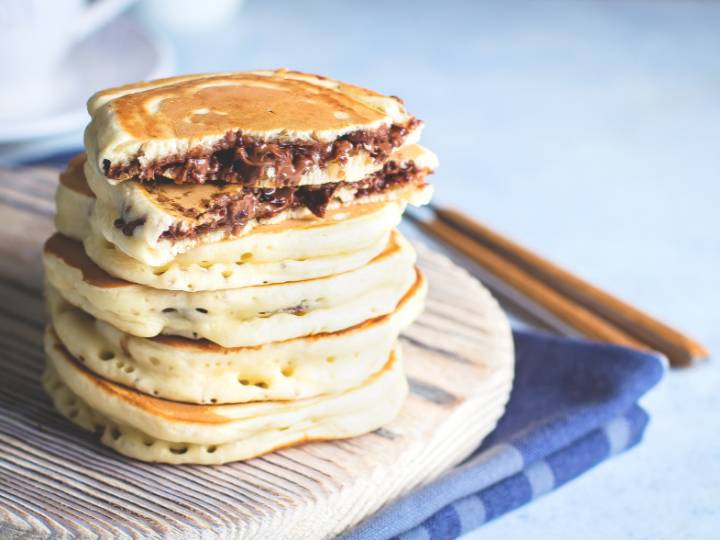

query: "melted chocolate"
xmin=114 ymin=216 xmax=147 ymax=236
xmin=119 ymin=159 xmax=429 ymax=242
xmin=103 ymin=119 xmax=421 ymax=185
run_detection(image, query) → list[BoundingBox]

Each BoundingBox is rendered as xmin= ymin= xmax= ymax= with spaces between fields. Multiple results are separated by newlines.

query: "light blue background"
xmin=29 ymin=0 xmax=720 ymax=537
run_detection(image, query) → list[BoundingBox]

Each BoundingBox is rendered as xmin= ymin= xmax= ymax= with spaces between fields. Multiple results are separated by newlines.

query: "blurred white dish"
xmin=0 ymin=15 xmax=173 ymax=143
xmin=138 ymin=0 xmax=244 ymax=34
xmin=0 ymin=0 xmax=136 ymax=103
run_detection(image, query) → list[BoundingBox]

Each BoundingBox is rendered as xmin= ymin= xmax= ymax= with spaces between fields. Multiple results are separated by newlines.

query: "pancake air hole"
xmin=99 ymin=350 xmax=115 ymax=361
xmin=169 ymin=446 xmax=188 ymax=455
xmin=110 ymin=427 xmax=122 ymax=440
xmin=207 ymin=446 xmax=217 ymax=453
xmin=238 ymin=378 xmax=249 ymax=385
xmin=325 ymin=356 xmax=336 ymax=364
xmin=222 ymin=270 xmax=232 ymax=278
xmin=196 ymin=308 xmax=208 ymax=314
xmin=241 ymin=252 xmax=253 ymax=262
xmin=255 ymin=382 xmax=268 ymax=389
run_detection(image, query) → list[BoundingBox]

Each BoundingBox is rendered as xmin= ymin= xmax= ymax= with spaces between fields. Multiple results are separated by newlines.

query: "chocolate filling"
xmin=114 ymin=216 xmax=146 ymax=236
xmin=103 ymin=119 xmax=421 ymax=185
xmin=115 ymin=160 xmax=427 ymax=242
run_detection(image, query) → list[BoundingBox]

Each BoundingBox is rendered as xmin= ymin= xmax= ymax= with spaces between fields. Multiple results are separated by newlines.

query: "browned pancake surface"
xmin=44 ymin=234 xmax=127 ymax=289
xmin=59 ymin=154 xmax=94 ymax=197
xmin=106 ymin=72 xmax=391 ymax=141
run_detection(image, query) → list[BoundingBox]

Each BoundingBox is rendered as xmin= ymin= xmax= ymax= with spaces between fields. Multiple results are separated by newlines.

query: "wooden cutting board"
xmin=0 ymin=167 xmax=515 ymax=539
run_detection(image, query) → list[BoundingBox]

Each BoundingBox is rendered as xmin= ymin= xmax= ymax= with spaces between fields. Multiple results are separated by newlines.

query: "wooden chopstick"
xmin=423 ymin=205 xmax=708 ymax=366
xmin=408 ymin=213 xmax=647 ymax=351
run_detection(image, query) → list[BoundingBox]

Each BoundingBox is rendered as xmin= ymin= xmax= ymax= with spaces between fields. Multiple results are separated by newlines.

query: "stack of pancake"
xmin=42 ymin=70 xmax=436 ymax=464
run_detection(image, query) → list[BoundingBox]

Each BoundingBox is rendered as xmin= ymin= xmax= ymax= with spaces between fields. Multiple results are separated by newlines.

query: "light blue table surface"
xmin=167 ymin=2 xmax=719 ymax=537
xmin=18 ymin=0 xmax=720 ymax=537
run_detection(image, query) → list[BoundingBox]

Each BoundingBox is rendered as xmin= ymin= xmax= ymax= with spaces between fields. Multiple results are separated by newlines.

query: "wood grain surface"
xmin=0 ymin=167 xmax=515 ymax=539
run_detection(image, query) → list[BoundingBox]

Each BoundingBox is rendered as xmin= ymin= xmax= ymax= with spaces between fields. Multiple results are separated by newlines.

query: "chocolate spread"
xmin=119 ymin=159 xmax=429 ymax=242
xmin=103 ymin=119 xmax=421 ymax=185
xmin=114 ymin=216 xmax=146 ymax=236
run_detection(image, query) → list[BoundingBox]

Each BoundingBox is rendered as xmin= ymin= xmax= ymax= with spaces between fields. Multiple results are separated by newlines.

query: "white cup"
xmin=0 ymin=0 xmax=135 ymax=113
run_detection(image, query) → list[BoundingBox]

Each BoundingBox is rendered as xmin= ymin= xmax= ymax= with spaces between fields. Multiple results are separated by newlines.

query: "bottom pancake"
xmin=43 ymin=329 xmax=407 ymax=465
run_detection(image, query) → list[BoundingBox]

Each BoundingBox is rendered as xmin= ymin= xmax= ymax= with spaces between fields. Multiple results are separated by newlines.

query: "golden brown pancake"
xmin=97 ymin=72 xmax=389 ymax=141
xmin=85 ymin=69 xmax=422 ymax=185
xmin=59 ymin=154 xmax=94 ymax=198
xmin=44 ymin=233 xmax=127 ymax=289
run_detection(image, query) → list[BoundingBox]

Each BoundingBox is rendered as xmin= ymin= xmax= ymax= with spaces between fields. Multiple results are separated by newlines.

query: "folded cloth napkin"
xmin=343 ymin=330 xmax=666 ymax=540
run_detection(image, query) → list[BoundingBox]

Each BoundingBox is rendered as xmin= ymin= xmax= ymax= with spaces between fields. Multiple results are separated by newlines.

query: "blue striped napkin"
xmin=343 ymin=331 xmax=666 ymax=540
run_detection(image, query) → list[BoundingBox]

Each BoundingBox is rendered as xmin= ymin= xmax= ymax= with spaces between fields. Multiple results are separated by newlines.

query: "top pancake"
xmin=86 ymin=69 xmax=420 ymax=185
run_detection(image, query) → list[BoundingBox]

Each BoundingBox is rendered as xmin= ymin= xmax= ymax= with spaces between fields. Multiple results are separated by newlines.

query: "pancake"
xmin=55 ymin=154 xmax=92 ymax=241
xmin=56 ymin=163 xmax=405 ymax=285
xmin=84 ymin=227 xmax=391 ymax=291
xmin=85 ymin=145 xmax=437 ymax=264
xmin=43 ymin=232 xmax=418 ymax=347
xmin=82 ymin=144 xmax=434 ymax=266
xmin=43 ymin=329 xmax=407 ymax=464
xmin=46 ymin=270 xmax=425 ymax=404
xmin=85 ymin=69 xmax=421 ymax=187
